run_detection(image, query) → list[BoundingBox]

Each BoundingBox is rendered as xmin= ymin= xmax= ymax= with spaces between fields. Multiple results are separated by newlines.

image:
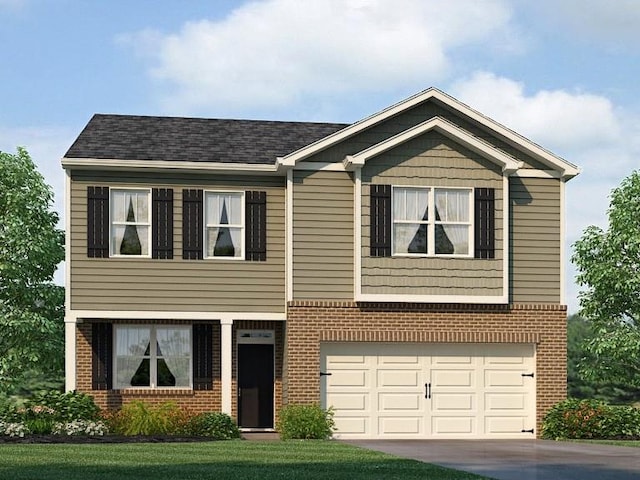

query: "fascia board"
xmin=345 ymin=116 xmax=523 ymax=174
xmin=61 ymin=157 xmax=280 ymax=175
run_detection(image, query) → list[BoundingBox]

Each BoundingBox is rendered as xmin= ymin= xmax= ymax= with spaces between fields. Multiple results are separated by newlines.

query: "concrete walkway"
xmin=346 ymin=440 xmax=640 ymax=480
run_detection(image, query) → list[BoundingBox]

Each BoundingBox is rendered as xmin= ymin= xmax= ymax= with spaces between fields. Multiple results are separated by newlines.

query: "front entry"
xmin=238 ymin=343 xmax=274 ymax=428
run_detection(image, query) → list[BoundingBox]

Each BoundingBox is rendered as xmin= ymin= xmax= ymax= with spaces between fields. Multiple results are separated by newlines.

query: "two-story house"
xmin=62 ymin=88 xmax=579 ymax=439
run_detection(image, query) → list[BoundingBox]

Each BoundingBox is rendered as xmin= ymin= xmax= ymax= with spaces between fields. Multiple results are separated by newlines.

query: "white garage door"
xmin=321 ymin=343 xmax=536 ymax=439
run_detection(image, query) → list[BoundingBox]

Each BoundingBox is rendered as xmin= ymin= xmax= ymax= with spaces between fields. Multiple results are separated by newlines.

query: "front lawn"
xmin=0 ymin=440 xmax=485 ymax=480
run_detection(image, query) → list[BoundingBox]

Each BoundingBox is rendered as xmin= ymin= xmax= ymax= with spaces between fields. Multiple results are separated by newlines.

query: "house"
xmin=62 ymin=87 xmax=579 ymax=439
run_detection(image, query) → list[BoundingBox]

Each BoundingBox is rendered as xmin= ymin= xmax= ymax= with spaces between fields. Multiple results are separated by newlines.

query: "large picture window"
xmin=114 ymin=326 xmax=191 ymax=389
xmin=110 ymin=189 xmax=151 ymax=257
xmin=205 ymin=191 xmax=244 ymax=259
xmin=392 ymin=186 xmax=472 ymax=256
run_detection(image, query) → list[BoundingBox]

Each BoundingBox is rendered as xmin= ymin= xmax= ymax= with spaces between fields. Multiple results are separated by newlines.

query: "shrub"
xmin=0 ymin=421 xmax=29 ymax=437
xmin=542 ymin=398 xmax=640 ymax=440
xmin=27 ymin=391 xmax=100 ymax=422
xmin=186 ymin=412 xmax=240 ymax=439
xmin=52 ymin=420 xmax=108 ymax=436
xmin=106 ymin=401 xmax=192 ymax=436
xmin=276 ymin=404 xmax=335 ymax=440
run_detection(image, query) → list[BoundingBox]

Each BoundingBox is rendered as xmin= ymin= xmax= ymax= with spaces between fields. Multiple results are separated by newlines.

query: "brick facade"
xmin=75 ymin=319 xmax=285 ymax=424
xmin=284 ymin=301 xmax=567 ymax=436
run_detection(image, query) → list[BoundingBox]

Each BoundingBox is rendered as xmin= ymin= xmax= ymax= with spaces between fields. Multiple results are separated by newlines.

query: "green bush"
xmin=27 ymin=391 xmax=100 ymax=422
xmin=542 ymin=398 xmax=640 ymax=440
xmin=186 ymin=412 xmax=240 ymax=439
xmin=106 ymin=401 xmax=192 ymax=436
xmin=276 ymin=404 xmax=335 ymax=440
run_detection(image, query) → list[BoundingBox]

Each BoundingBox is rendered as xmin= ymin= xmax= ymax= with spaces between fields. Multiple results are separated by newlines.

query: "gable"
xmin=282 ymin=88 xmax=580 ymax=180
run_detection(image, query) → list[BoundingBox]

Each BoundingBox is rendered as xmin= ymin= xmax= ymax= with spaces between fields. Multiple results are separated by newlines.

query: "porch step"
xmin=241 ymin=431 xmax=280 ymax=441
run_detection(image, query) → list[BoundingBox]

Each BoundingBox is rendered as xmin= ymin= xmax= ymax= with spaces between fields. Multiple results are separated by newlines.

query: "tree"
xmin=566 ymin=314 xmax=640 ymax=402
xmin=0 ymin=147 xmax=65 ymax=390
xmin=572 ymin=170 xmax=640 ymax=391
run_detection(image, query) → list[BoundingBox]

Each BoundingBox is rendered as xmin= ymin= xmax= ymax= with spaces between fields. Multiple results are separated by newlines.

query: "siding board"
xmin=69 ymin=174 xmax=286 ymax=313
xmin=292 ymin=170 xmax=354 ymax=300
xmin=510 ymin=177 xmax=561 ymax=303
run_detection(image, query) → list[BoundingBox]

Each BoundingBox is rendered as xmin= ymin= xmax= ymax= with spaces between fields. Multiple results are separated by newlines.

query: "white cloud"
xmin=119 ymin=0 xmax=513 ymax=115
xmin=450 ymin=71 xmax=622 ymax=153
xmin=450 ymin=72 xmax=640 ymax=313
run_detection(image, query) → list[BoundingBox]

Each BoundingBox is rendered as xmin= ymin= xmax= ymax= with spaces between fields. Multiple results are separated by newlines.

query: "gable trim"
xmin=278 ymin=88 xmax=580 ymax=179
xmin=344 ymin=116 xmax=523 ymax=174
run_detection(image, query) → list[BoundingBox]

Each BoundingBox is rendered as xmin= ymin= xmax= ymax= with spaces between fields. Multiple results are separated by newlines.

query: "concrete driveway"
xmin=346 ymin=440 xmax=640 ymax=480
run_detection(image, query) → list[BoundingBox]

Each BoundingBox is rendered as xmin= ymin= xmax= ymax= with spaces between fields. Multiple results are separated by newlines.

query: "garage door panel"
xmin=485 ymin=393 xmax=526 ymax=411
xmin=378 ymin=369 xmax=420 ymax=387
xmin=433 ymin=393 xmax=475 ymax=411
xmin=485 ymin=370 xmax=527 ymax=387
xmin=379 ymin=393 xmax=422 ymax=411
xmin=334 ymin=416 xmax=369 ymax=435
xmin=329 ymin=370 xmax=367 ymax=387
xmin=485 ymin=416 xmax=527 ymax=435
xmin=378 ymin=355 xmax=421 ymax=365
xmin=327 ymin=393 xmax=367 ymax=410
xmin=432 ymin=416 xmax=475 ymax=435
xmin=379 ymin=416 xmax=422 ymax=435
xmin=432 ymin=369 xmax=474 ymax=387
xmin=431 ymin=355 xmax=474 ymax=365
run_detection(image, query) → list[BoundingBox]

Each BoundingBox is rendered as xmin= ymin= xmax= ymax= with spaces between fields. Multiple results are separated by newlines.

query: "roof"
xmin=64 ymin=114 xmax=348 ymax=165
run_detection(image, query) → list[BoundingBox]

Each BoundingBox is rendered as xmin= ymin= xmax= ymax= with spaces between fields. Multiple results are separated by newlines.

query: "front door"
xmin=238 ymin=343 xmax=274 ymax=428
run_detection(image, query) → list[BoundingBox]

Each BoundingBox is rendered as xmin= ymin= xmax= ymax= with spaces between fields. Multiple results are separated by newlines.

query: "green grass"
xmin=0 ymin=440 xmax=485 ymax=480
xmin=570 ymin=439 xmax=640 ymax=448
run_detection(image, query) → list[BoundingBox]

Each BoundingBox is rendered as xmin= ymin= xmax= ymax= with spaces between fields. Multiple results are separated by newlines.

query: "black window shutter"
xmin=182 ymin=189 xmax=203 ymax=260
xmin=92 ymin=322 xmax=113 ymax=390
xmin=370 ymin=184 xmax=392 ymax=257
xmin=87 ymin=186 xmax=109 ymax=258
xmin=475 ymin=187 xmax=495 ymax=259
xmin=245 ymin=191 xmax=267 ymax=261
xmin=152 ymin=188 xmax=174 ymax=259
xmin=192 ymin=324 xmax=213 ymax=390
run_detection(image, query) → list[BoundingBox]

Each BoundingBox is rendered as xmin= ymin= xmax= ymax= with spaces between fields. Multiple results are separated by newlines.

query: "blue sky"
xmin=2 ymin=0 xmax=640 ymax=313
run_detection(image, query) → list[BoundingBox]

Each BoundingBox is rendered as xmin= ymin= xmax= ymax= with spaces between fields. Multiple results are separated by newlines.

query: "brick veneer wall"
xmin=284 ymin=301 xmax=567 ymax=437
xmin=76 ymin=320 xmax=222 ymax=412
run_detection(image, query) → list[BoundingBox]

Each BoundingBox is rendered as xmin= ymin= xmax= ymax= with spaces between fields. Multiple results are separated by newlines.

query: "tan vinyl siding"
xmin=292 ymin=170 xmax=354 ymax=300
xmin=510 ymin=177 xmax=561 ymax=303
xmin=70 ymin=171 xmax=285 ymax=313
xmin=361 ymin=130 xmax=504 ymax=296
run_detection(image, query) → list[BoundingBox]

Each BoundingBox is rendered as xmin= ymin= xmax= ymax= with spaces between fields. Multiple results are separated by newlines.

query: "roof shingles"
xmin=64 ymin=114 xmax=348 ymax=165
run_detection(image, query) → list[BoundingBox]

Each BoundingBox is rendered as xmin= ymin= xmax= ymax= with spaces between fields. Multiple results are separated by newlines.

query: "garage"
xmin=320 ymin=342 xmax=536 ymax=439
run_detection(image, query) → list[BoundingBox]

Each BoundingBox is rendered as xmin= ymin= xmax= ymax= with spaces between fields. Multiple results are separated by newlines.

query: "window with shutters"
xmin=114 ymin=325 xmax=191 ymax=389
xmin=392 ymin=186 xmax=472 ymax=257
xmin=204 ymin=191 xmax=244 ymax=259
xmin=110 ymin=189 xmax=151 ymax=257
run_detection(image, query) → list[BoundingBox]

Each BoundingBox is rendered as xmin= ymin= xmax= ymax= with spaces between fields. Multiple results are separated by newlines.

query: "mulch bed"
xmin=0 ymin=435 xmax=219 ymax=444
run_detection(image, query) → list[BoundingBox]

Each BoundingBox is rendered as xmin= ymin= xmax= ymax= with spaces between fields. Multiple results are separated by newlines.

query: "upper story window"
xmin=392 ymin=186 xmax=472 ymax=257
xmin=114 ymin=325 xmax=191 ymax=389
xmin=110 ymin=189 xmax=151 ymax=257
xmin=204 ymin=191 xmax=244 ymax=259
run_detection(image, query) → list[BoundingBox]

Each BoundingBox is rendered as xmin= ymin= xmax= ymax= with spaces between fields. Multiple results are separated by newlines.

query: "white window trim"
xmin=203 ymin=190 xmax=245 ymax=260
xmin=113 ymin=324 xmax=193 ymax=390
xmin=391 ymin=185 xmax=473 ymax=258
xmin=109 ymin=187 xmax=152 ymax=258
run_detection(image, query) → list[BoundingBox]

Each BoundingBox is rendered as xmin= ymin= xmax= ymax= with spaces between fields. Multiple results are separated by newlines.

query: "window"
xmin=204 ymin=191 xmax=244 ymax=259
xmin=114 ymin=326 xmax=191 ymax=389
xmin=110 ymin=189 xmax=151 ymax=257
xmin=392 ymin=186 xmax=472 ymax=256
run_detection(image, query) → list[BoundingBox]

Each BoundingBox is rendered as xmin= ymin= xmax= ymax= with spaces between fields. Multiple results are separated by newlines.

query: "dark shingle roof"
xmin=64 ymin=114 xmax=348 ymax=165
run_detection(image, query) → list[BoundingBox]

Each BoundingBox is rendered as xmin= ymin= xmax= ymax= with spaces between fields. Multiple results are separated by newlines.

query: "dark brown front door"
xmin=238 ymin=343 xmax=274 ymax=428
